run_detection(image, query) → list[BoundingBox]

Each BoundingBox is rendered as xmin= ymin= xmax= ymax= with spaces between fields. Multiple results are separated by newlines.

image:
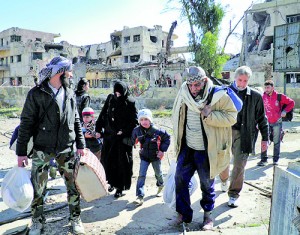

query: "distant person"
xmin=257 ymin=80 xmax=295 ymax=166
xmin=172 ymin=66 xmax=241 ymax=231
xmin=219 ymin=66 xmax=268 ymax=208
xmin=95 ymin=80 xmax=138 ymax=198
xmin=16 ymin=56 xmax=86 ymax=235
xmin=81 ymin=107 xmax=102 ymax=160
xmin=75 ymin=78 xmax=90 ymax=122
xmin=129 ymin=109 xmax=170 ymax=206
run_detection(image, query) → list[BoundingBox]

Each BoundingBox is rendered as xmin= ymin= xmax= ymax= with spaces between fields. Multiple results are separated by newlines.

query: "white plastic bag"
xmin=163 ymin=161 xmax=198 ymax=209
xmin=1 ymin=166 xmax=34 ymax=212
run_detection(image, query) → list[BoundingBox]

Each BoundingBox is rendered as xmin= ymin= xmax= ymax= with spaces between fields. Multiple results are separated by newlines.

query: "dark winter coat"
xmin=230 ymin=84 xmax=268 ymax=153
xmin=16 ymin=82 xmax=85 ymax=156
xmin=96 ymin=85 xmax=138 ymax=190
xmin=130 ymin=125 xmax=170 ymax=162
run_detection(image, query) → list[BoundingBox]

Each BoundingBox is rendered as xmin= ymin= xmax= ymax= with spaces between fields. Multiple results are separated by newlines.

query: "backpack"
xmin=206 ymin=86 xmax=243 ymax=112
xmin=277 ymin=94 xmax=293 ymax=122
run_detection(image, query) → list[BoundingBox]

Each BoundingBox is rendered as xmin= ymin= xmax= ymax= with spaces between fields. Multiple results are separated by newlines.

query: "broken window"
xmin=17 ymin=77 xmax=22 ymax=85
xmin=10 ymin=56 xmax=13 ymax=63
xmin=133 ymin=35 xmax=140 ymax=42
xmin=1 ymin=38 xmax=3 ymax=46
xmin=17 ymin=55 xmax=21 ymax=62
xmin=162 ymin=40 xmax=165 ymax=47
xmin=124 ymin=56 xmax=129 ymax=63
xmin=287 ymin=14 xmax=300 ymax=23
xmin=10 ymin=35 xmax=21 ymax=42
xmin=124 ymin=36 xmax=130 ymax=43
xmin=32 ymin=52 xmax=42 ymax=60
xmin=260 ymin=36 xmax=273 ymax=51
xmin=150 ymin=36 xmax=157 ymax=43
xmin=130 ymin=55 xmax=140 ymax=62
xmin=44 ymin=44 xmax=63 ymax=52
xmin=72 ymin=57 xmax=78 ymax=64
xmin=151 ymin=55 xmax=157 ymax=61
xmin=36 ymin=38 xmax=42 ymax=42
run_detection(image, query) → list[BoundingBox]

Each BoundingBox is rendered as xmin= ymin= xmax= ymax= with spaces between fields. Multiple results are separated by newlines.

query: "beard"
xmin=60 ymin=73 xmax=69 ymax=87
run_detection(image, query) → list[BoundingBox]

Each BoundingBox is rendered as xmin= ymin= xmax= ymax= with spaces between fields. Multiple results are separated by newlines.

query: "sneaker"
xmin=202 ymin=217 xmax=213 ymax=231
xmin=134 ymin=197 xmax=144 ymax=206
xmin=257 ymin=160 xmax=268 ymax=166
xmin=71 ymin=217 xmax=85 ymax=234
xmin=228 ymin=197 xmax=238 ymax=208
xmin=221 ymin=180 xmax=229 ymax=192
xmin=29 ymin=217 xmax=44 ymax=235
xmin=156 ymin=186 xmax=164 ymax=197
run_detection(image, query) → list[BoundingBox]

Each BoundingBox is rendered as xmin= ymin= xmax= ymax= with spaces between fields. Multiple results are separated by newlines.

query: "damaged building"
xmin=0 ymin=27 xmax=86 ymax=86
xmin=0 ymin=25 xmax=188 ymax=89
xmin=224 ymin=0 xmax=300 ymax=87
xmin=84 ymin=24 xmax=188 ymax=88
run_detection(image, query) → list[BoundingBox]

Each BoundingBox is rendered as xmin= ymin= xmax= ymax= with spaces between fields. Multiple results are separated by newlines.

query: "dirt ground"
xmin=0 ymin=116 xmax=300 ymax=235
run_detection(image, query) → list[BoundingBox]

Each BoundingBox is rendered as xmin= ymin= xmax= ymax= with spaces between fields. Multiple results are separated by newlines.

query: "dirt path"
xmin=0 ymin=117 xmax=299 ymax=235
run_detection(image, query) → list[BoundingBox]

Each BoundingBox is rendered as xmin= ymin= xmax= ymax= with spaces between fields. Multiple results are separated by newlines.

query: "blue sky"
xmin=1 ymin=0 xmax=261 ymax=54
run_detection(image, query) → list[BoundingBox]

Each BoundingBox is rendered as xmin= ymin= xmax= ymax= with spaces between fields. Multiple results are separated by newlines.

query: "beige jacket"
xmin=172 ymin=81 xmax=239 ymax=179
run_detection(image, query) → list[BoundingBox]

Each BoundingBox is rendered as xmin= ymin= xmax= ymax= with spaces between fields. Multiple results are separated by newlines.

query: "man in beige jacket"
xmin=172 ymin=66 xmax=242 ymax=231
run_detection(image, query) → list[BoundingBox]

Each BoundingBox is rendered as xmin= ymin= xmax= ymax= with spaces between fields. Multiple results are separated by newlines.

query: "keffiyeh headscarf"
xmin=39 ymin=56 xmax=72 ymax=84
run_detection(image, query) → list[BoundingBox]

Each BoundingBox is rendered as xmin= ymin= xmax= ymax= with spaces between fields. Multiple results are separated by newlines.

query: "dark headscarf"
xmin=113 ymin=81 xmax=129 ymax=101
xmin=75 ymin=78 xmax=89 ymax=95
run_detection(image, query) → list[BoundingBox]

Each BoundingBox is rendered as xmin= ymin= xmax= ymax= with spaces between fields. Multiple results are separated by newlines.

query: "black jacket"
xmin=130 ymin=125 xmax=170 ymax=162
xmin=230 ymin=85 xmax=268 ymax=153
xmin=16 ymin=82 xmax=85 ymax=156
xmin=75 ymin=91 xmax=91 ymax=122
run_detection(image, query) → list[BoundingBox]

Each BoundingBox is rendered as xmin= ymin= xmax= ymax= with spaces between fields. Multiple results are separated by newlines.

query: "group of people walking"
xmin=15 ymin=56 xmax=295 ymax=234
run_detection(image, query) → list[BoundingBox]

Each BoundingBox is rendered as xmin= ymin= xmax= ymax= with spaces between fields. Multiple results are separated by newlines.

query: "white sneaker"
xmin=228 ymin=197 xmax=238 ymax=208
xmin=134 ymin=197 xmax=144 ymax=206
xmin=71 ymin=217 xmax=85 ymax=234
xmin=29 ymin=217 xmax=44 ymax=235
xmin=221 ymin=180 xmax=229 ymax=192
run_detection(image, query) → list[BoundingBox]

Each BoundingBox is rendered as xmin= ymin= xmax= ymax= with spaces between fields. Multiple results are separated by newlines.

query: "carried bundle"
xmin=74 ymin=148 xmax=108 ymax=202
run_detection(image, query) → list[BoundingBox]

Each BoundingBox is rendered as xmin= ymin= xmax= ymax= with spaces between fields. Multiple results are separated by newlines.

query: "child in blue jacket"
xmin=130 ymin=109 xmax=170 ymax=206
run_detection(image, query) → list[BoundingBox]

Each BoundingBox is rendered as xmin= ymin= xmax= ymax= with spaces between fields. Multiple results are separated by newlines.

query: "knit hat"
xmin=184 ymin=66 xmax=206 ymax=84
xmin=82 ymin=107 xmax=95 ymax=116
xmin=138 ymin=109 xmax=153 ymax=123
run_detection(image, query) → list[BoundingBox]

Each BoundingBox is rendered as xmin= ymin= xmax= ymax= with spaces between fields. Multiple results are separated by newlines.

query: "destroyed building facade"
xmin=0 ymin=27 xmax=85 ymax=86
xmin=0 ymin=25 xmax=187 ymax=89
xmin=240 ymin=0 xmax=300 ymax=86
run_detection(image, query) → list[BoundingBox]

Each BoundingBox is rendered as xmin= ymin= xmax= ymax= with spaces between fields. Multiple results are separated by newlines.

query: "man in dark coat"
xmin=16 ymin=56 xmax=86 ymax=235
xmin=96 ymin=80 xmax=138 ymax=198
xmin=219 ymin=66 xmax=268 ymax=208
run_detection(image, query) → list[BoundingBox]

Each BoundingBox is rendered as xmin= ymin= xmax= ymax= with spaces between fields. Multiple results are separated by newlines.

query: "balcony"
xmin=0 ymin=45 xmax=10 ymax=51
xmin=0 ymin=65 xmax=9 ymax=71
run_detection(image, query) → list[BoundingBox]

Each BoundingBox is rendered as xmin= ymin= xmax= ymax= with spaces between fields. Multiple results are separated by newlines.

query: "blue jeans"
xmin=261 ymin=121 xmax=282 ymax=162
xmin=136 ymin=159 xmax=163 ymax=198
xmin=175 ymin=145 xmax=215 ymax=223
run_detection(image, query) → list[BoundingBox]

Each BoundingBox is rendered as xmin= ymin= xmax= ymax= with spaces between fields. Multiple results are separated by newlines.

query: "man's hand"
xmin=157 ymin=151 xmax=164 ymax=160
xmin=77 ymin=149 xmax=85 ymax=157
xmin=281 ymin=111 xmax=287 ymax=117
xmin=117 ymin=131 xmax=123 ymax=135
xmin=261 ymin=141 xmax=268 ymax=152
xmin=18 ymin=156 xmax=28 ymax=167
xmin=201 ymin=105 xmax=212 ymax=117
